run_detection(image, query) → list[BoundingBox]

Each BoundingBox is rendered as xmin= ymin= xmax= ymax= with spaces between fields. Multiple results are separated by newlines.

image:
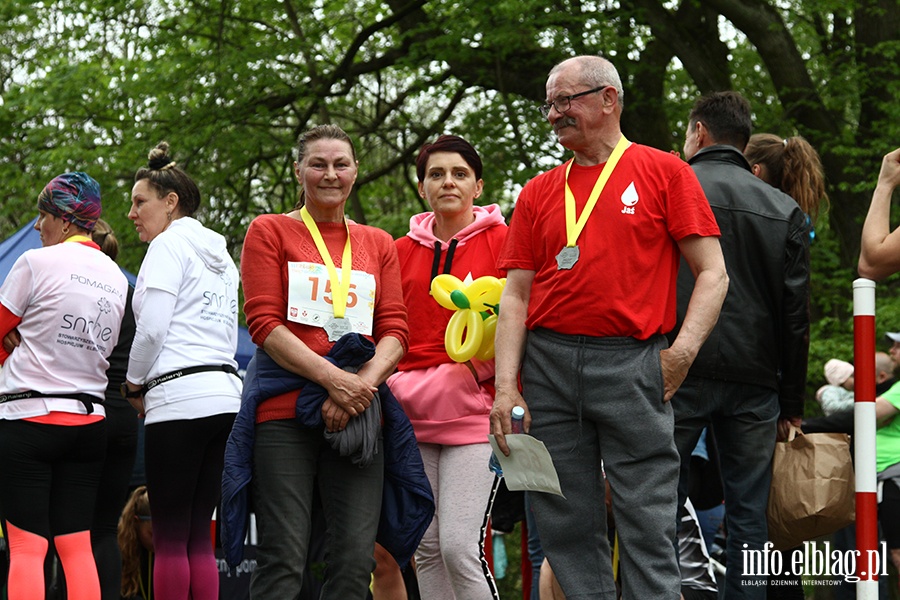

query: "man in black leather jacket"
xmin=670 ymin=91 xmax=811 ymax=599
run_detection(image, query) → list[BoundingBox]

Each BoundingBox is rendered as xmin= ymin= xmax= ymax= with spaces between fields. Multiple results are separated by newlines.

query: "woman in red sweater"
xmin=388 ymin=135 xmax=507 ymax=599
xmin=240 ymin=124 xmax=408 ymax=598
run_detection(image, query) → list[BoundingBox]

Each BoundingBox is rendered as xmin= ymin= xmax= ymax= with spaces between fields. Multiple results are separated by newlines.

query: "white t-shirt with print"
xmin=0 ymin=242 xmax=128 ymax=419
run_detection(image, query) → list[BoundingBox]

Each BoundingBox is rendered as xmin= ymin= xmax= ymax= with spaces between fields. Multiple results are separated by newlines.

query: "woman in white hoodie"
xmin=123 ymin=142 xmax=241 ymax=600
xmin=388 ymin=135 xmax=507 ymax=599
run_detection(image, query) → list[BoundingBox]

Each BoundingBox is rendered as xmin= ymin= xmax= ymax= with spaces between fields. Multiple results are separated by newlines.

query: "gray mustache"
xmin=553 ymin=117 xmax=577 ymax=133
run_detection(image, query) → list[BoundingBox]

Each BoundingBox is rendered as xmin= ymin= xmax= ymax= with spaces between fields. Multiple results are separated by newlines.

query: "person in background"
xmin=816 ymin=358 xmax=855 ymax=416
xmin=90 ymin=219 xmax=140 ymax=600
xmin=118 ymin=486 xmax=153 ymax=600
xmin=803 ymin=351 xmax=893 ymax=599
xmin=743 ymin=133 xmax=828 ymax=228
xmin=492 ymin=55 xmax=727 ymax=599
xmin=804 ymin=352 xmax=895 ymax=436
xmin=885 ymin=331 xmax=900 ymax=369
xmin=123 ymin=142 xmax=242 ymax=600
xmin=675 ymin=91 xmax=810 ymax=597
xmin=388 ymin=134 xmax=507 ymax=599
xmin=0 ymin=172 xmax=127 ymax=599
xmin=372 ymin=543 xmax=411 ymax=600
xmin=233 ymin=124 xmax=409 ymax=598
xmin=859 ymin=147 xmax=900 ymax=280
xmin=870 ymin=378 xmax=900 ymax=589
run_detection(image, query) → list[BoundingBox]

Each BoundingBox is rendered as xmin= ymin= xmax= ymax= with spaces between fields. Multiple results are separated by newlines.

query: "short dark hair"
xmin=134 ymin=142 xmax=201 ymax=216
xmin=415 ymin=135 xmax=483 ymax=182
xmin=688 ymin=92 xmax=752 ymax=151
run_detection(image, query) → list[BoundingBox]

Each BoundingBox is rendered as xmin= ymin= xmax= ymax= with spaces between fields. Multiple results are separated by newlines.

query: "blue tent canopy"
xmin=0 ymin=218 xmax=255 ymax=370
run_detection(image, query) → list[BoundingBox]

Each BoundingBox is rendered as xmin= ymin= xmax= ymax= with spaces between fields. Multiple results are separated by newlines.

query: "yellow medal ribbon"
xmin=563 ymin=135 xmax=630 ymax=247
xmin=299 ymin=206 xmax=352 ymax=319
xmin=64 ymin=235 xmax=93 ymax=244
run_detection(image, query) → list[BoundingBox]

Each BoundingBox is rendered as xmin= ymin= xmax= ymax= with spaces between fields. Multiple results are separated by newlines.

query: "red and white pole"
xmin=853 ymin=278 xmax=879 ymax=599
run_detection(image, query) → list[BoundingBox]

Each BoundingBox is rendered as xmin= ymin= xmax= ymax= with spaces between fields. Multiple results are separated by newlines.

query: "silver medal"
xmin=324 ymin=317 xmax=352 ymax=342
xmin=556 ymin=245 xmax=580 ymax=270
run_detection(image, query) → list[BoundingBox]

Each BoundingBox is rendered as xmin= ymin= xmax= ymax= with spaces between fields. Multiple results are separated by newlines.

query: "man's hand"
xmin=490 ymin=388 xmax=530 ymax=456
xmin=660 ymin=346 xmax=692 ymax=402
xmin=776 ymin=416 xmax=802 ymax=442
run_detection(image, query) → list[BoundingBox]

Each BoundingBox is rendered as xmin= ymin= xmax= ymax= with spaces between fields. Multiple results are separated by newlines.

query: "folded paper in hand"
xmin=488 ymin=434 xmax=564 ymax=497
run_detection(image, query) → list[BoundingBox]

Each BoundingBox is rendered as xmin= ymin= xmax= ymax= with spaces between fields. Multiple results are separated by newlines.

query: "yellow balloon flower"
xmin=430 ymin=274 xmax=505 ymax=362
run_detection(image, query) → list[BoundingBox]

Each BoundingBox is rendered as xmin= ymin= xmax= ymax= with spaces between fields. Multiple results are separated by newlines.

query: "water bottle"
xmin=492 ymin=530 xmax=508 ymax=579
xmin=489 ymin=406 xmax=526 ymax=476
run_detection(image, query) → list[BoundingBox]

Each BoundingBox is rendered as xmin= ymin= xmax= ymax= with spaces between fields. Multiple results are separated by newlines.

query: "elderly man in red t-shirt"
xmin=491 ymin=55 xmax=728 ymax=600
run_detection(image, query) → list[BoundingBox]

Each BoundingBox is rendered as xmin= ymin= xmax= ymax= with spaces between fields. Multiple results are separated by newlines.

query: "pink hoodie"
xmin=388 ymin=204 xmax=507 ymax=445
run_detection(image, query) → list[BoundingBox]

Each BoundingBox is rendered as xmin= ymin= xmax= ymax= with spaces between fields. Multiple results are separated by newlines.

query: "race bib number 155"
xmin=286 ymin=262 xmax=375 ymax=335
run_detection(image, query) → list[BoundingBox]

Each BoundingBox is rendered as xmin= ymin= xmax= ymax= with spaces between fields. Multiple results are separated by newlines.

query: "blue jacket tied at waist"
xmin=220 ymin=333 xmax=435 ymax=567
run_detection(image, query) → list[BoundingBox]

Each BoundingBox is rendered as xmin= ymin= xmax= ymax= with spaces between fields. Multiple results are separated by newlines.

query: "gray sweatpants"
xmin=523 ymin=328 xmax=681 ymax=600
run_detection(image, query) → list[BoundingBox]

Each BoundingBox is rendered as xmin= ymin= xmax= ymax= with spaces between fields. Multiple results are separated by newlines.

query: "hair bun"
xmin=147 ymin=141 xmax=175 ymax=170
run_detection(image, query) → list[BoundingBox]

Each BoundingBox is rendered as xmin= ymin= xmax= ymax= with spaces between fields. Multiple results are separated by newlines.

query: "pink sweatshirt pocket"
xmin=387 ymin=362 xmax=493 ymax=446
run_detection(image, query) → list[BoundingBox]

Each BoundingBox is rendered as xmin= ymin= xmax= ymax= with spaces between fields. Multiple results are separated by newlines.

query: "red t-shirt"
xmin=498 ymin=143 xmax=719 ymax=339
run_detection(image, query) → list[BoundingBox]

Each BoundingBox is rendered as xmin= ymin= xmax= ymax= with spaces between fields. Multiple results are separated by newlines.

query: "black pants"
xmin=0 ymin=419 xmax=106 ymax=537
xmin=93 ymin=402 xmax=139 ymax=600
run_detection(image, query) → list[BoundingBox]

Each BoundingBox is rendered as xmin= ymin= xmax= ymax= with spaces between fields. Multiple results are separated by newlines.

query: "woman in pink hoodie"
xmin=388 ymin=135 xmax=507 ymax=599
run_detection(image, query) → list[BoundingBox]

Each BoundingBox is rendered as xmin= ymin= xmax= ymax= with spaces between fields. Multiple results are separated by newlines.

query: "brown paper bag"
xmin=766 ymin=426 xmax=855 ymax=551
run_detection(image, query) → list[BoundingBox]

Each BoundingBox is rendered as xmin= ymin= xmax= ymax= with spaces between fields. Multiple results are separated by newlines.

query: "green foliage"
xmin=493 ymin=523 xmax=525 ymax=599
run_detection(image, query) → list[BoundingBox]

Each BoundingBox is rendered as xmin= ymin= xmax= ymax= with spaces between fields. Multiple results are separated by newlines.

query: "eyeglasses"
xmin=539 ymin=85 xmax=608 ymax=118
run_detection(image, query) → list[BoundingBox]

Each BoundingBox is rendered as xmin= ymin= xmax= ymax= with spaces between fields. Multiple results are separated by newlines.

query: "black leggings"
xmin=144 ymin=413 xmax=235 ymax=598
xmin=0 ymin=419 xmax=106 ymax=537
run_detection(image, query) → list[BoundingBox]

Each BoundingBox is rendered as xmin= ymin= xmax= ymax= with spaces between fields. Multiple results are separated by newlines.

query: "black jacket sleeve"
xmin=777 ymin=214 xmax=811 ymax=417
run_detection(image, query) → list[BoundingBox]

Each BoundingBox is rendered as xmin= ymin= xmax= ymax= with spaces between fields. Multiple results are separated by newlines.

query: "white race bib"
xmin=286 ymin=262 xmax=375 ymax=335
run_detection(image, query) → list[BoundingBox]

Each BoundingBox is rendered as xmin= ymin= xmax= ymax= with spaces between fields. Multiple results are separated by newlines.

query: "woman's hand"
xmin=322 ymin=398 xmax=352 ymax=432
xmin=125 ymin=381 xmax=145 ymax=417
xmin=3 ymin=328 xmax=21 ymax=355
xmin=323 ymin=368 xmax=376 ymax=418
xmin=877 ymin=147 xmax=900 ymax=191
xmin=128 ymin=396 xmax=145 ymax=418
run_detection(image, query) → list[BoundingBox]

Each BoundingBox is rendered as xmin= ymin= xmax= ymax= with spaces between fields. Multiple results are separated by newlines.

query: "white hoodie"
xmin=129 ymin=217 xmax=242 ymax=423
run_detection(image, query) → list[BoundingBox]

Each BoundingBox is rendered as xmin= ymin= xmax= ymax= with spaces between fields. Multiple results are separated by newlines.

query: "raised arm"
xmin=859 ymin=148 xmax=900 ymax=280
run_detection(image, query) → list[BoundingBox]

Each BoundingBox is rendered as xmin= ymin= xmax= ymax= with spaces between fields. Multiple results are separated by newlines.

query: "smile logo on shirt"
xmin=620 ymin=182 xmax=639 ymax=215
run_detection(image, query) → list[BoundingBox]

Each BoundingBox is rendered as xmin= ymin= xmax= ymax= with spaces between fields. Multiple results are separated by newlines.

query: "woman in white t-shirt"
xmin=123 ymin=142 xmax=241 ymax=600
xmin=0 ymin=171 xmax=127 ymax=599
